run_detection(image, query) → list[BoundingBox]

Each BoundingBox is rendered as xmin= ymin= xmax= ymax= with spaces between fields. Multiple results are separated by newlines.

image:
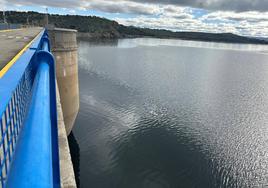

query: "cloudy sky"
xmin=1 ymin=0 xmax=268 ymax=37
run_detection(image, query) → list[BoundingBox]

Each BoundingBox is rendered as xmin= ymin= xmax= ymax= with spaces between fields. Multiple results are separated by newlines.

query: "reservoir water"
xmin=72 ymin=38 xmax=268 ymax=188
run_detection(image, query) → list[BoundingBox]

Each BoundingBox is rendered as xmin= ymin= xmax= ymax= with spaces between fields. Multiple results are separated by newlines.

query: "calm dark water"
xmin=72 ymin=38 xmax=268 ymax=188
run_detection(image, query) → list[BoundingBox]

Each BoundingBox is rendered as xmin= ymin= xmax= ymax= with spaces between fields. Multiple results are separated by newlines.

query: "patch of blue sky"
xmin=203 ymin=18 xmax=236 ymax=24
xmin=189 ymin=7 xmax=209 ymax=18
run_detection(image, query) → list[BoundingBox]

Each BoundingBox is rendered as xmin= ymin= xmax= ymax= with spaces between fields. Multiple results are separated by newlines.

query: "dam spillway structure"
xmin=49 ymin=28 xmax=80 ymax=135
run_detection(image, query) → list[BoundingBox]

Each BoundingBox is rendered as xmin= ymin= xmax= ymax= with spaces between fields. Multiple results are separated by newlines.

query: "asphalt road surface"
xmin=0 ymin=27 xmax=42 ymax=70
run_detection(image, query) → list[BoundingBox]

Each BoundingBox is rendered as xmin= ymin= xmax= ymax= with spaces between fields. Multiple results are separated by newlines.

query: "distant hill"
xmin=1 ymin=11 xmax=267 ymax=44
xmin=257 ymin=37 xmax=268 ymax=42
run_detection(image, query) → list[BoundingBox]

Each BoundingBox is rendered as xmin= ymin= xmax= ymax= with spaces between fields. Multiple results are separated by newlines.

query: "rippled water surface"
xmin=72 ymin=38 xmax=268 ymax=188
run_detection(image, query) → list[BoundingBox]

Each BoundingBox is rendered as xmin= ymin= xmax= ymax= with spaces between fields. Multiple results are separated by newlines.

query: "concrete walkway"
xmin=0 ymin=27 xmax=42 ymax=70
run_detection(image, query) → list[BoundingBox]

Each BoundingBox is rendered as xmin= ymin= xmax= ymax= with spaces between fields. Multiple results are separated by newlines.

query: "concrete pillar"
xmin=49 ymin=28 xmax=79 ymax=135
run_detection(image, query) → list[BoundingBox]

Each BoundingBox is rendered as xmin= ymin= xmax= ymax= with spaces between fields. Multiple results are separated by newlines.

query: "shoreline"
xmin=77 ymin=32 xmax=268 ymax=45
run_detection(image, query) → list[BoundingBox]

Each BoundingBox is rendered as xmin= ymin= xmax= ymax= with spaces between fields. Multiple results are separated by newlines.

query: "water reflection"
xmin=73 ymin=38 xmax=268 ymax=188
xmin=110 ymin=114 xmax=221 ymax=188
xmin=117 ymin=38 xmax=268 ymax=52
xmin=78 ymin=38 xmax=118 ymax=47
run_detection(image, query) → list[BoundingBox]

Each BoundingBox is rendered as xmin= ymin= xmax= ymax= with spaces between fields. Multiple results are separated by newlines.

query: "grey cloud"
xmin=226 ymin=17 xmax=268 ymax=23
xmin=131 ymin=0 xmax=268 ymax=12
xmin=87 ymin=1 xmax=159 ymax=15
xmin=6 ymin=0 xmax=82 ymax=9
xmin=5 ymin=0 xmax=268 ymax=13
xmin=173 ymin=14 xmax=191 ymax=19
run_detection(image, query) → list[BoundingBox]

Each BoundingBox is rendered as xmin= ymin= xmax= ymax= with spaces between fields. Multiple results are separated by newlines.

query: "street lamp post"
xmin=3 ymin=11 xmax=7 ymax=23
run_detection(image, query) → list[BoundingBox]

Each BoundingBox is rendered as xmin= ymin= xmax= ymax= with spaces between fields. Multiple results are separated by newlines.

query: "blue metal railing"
xmin=0 ymin=29 xmax=60 ymax=187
